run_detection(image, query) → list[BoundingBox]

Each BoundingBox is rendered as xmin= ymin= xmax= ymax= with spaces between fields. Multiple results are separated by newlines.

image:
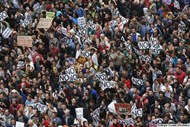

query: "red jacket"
xmin=174 ymin=71 xmax=186 ymax=84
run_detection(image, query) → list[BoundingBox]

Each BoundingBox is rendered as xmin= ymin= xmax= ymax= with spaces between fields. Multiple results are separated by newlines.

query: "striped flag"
xmin=2 ymin=28 xmax=12 ymax=38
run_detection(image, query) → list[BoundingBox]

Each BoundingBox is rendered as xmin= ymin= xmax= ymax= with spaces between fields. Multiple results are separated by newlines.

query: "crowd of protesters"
xmin=0 ymin=0 xmax=190 ymax=127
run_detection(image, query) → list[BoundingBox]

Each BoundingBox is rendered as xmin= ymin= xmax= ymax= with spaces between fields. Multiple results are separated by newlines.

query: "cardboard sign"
xmin=118 ymin=118 xmax=134 ymax=125
xmin=0 ymin=11 xmax=8 ymax=21
xmin=46 ymin=12 xmax=55 ymax=19
xmin=2 ymin=28 xmax=12 ymax=38
xmin=17 ymin=36 xmax=33 ymax=47
xmin=138 ymin=41 xmax=150 ymax=49
xmin=131 ymin=77 xmax=144 ymax=86
xmin=100 ymin=81 xmax=115 ymax=90
xmin=29 ymin=103 xmax=47 ymax=113
xmin=37 ymin=18 xmax=53 ymax=29
xmin=114 ymin=103 xmax=131 ymax=115
xmin=78 ymin=17 xmax=86 ymax=28
xmin=75 ymin=108 xmax=83 ymax=119
xmin=16 ymin=121 xmax=25 ymax=127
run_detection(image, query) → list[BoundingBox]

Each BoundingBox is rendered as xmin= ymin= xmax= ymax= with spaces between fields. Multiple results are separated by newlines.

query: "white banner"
xmin=100 ymin=81 xmax=115 ymax=90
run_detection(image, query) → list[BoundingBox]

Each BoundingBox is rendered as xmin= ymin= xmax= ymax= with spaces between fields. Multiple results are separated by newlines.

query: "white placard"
xmin=95 ymin=72 xmax=107 ymax=81
xmin=29 ymin=103 xmax=47 ymax=113
xmin=59 ymin=74 xmax=70 ymax=82
xmin=16 ymin=121 xmax=25 ymax=127
xmin=131 ymin=77 xmax=143 ymax=86
xmin=65 ymin=66 xmax=76 ymax=75
xmin=133 ymin=47 xmax=141 ymax=56
xmin=92 ymin=108 xmax=100 ymax=127
xmin=2 ymin=28 xmax=12 ymax=38
xmin=0 ymin=11 xmax=8 ymax=21
xmin=78 ymin=17 xmax=86 ymax=28
xmin=75 ymin=108 xmax=83 ymax=119
xmin=100 ymin=81 xmax=115 ymax=90
xmin=20 ymin=18 xmax=30 ymax=28
xmin=62 ymin=27 xmax=67 ymax=36
xmin=139 ymin=55 xmax=152 ymax=63
xmin=81 ymin=50 xmax=91 ymax=57
xmin=118 ymin=118 xmax=134 ymax=125
xmin=138 ymin=41 xmax=150 ymax=49
xmin=33 ymin=3 xmax=40 ymax=11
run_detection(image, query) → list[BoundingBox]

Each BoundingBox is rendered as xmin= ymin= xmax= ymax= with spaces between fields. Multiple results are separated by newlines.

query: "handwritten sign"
xmin=17 ymin=36 xmax=33 ymax=47
xmin=37 ymin=18 xmax=53 ymax=29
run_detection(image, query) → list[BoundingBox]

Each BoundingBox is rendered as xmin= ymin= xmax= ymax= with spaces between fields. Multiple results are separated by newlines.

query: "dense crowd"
xmin=0 ymin=0 xmax=190 ymax=127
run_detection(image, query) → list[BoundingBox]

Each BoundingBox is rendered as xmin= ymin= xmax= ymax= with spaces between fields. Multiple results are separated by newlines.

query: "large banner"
xmin=17 ymin=36 xmax=33 ymax=47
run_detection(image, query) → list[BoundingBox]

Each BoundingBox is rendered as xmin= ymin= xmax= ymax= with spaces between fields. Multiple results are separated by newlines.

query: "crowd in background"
xmin=0 ymin=0 xmax=190 ymax=127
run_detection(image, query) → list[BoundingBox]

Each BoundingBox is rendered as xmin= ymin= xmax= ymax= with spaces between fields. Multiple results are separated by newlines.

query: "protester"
xmin=0 ymin=0 xmax=190 ymax=127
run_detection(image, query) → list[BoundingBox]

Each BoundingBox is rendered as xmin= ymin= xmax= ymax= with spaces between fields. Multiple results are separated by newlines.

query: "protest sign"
xmin=92 ymin=108 xmax=100 ymax=127
xmin=79 ymin=28 xmax=87 ymax=37
xmin=75 ymin=108 xmax=83 ymax=119
xmin=29 ymin=103 xmax=47 ymax=113
xmin=131 ymin=77 xmax=144 ymax=86
xmin=78 ymin=17 xmax=86 ymax=28
xmin=133 ymin=47 xmax=141 ymax=56
xmin=16 ymin=121 xmax=25 ymax=127
xmin=118 ymin=118 xmax=134 ymax=125
xmin=0 ymin=11 xmax=8 ymax=21
xmin=59 ymin=74 xmax=70 ymax=82
xmin=114 ymin=103 xmax=131 ymax=115
xmin=108 ymin=101 xmax=117 ymax=113
xmin=138 ymin=41 xmax=150 ymax=49
xmin=81 ymin=50 xmax=91 ymax=58
xmin=65 ymin=66 xmax=76 ymax=75
xmin=151 ymin=118 xmax=164 ymax=125
xmin=37 ymin=18 xmax=53 ymax=29
xmin=95 ymin=72 xmax=107 ymax=81
xmin=46 ymin=12 xmax=55 ymax=19
xmin=33 ymin=3 xmax=40 ymax=11
xmin=2 ymin=28 xmax=12 ymax=38
xmin=59 ymin=66 xmax=78 ymax=82
xmin=20 ymin=18 xmax=30 ymax=28
xmin=17 ymin=36 xmax=33 ymax=47
xmin=139 ymin=55 xmax=152 ymax=63
xmin=100 ymin=81 xmax=115 ymax=90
